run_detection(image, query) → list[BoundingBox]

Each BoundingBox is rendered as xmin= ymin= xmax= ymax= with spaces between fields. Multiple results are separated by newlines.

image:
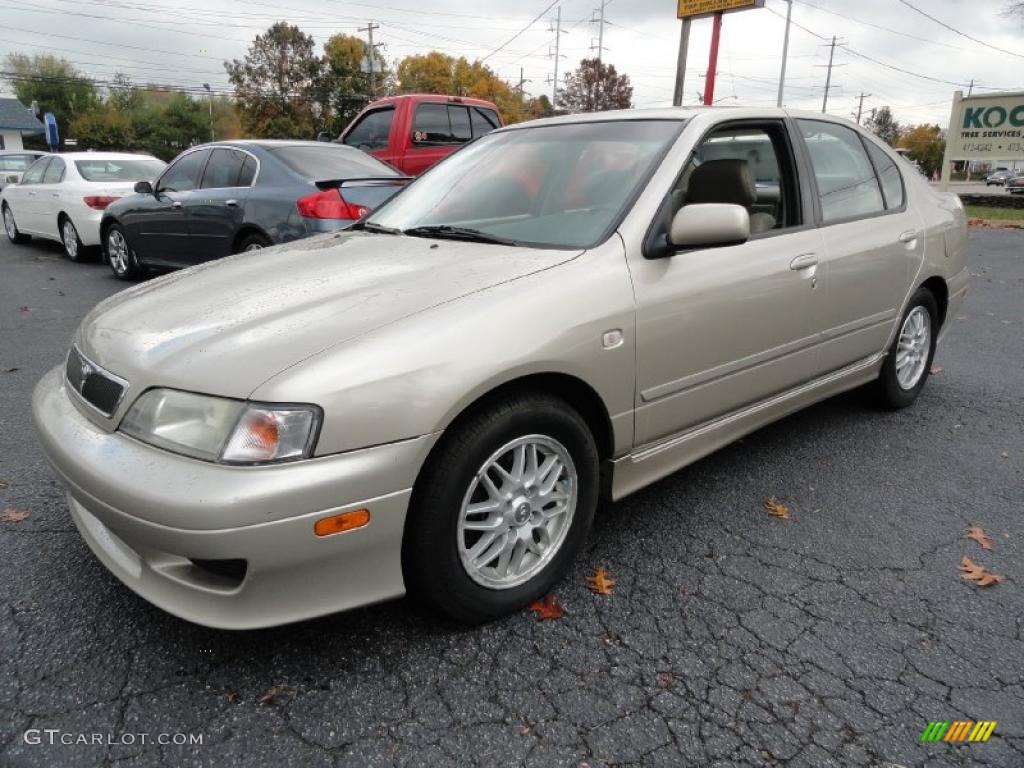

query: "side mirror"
xmin=134 ymin=180 xmax=153 ymax=195
xmin=669 ymin=203 xmax=750 ymax=249
xmin=316 ymin=131 xmax=332 ymax=143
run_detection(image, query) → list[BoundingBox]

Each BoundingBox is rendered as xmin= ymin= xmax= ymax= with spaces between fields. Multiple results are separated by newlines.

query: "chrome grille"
xmin=65 ymin=346 xmax=127 ymax=417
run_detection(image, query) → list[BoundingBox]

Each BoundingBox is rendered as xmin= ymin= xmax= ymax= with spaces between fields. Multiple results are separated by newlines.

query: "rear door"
xmin=142 ymin=148 xmax=210 ymax=265
xmin=188 ymin=147 xmax=253 ymax=260
xmin=403 ymin=102 xmax=472 ymax=175
xmin=796 ymin=119 xmax=922 ymax=372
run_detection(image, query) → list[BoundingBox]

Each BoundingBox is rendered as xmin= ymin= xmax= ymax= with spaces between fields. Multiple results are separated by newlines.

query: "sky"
xmin=1 ymin=0 xmax=1022 ymax=127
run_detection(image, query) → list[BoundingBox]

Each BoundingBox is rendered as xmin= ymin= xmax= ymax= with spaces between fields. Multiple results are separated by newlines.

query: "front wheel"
xmin=3 ymin=204 xmax=29 ymax=244
xmin=872 ymin=287 xmax=938 ymax=409
xmin=106 ymin=224 xmax=145 ymax=280
xmin=236 ymin=232 xmax=271 ymax=252
xmin=403 ymin=392 xmax=600 ymax=623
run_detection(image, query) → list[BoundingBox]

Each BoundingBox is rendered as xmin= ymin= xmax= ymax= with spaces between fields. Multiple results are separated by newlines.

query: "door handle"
xmin=27 ymin=191 xmax=36 ymax=196
xmin=51 ymin=193 xmax=60 ymax=198
xmin=171 ymin=201 xmax=182 ymax=209
xmin=225 ymin=199 xmax=238 ymax=207
xmin=789 ymin=253 xmax=818 ymax=270
xmin=898 ymin=229 xmax=919 ymax=244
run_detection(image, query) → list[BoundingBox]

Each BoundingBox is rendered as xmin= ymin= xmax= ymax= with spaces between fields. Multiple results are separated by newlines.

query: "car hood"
xmin=77 ymin=231 xmax=580 ymax=401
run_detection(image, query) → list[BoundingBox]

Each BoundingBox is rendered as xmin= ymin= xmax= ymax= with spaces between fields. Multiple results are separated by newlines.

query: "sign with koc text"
xmin=677 ymin=0 xmax=764 ymax=20
xmin=945 ymin=91 xmax=1024 ymax=161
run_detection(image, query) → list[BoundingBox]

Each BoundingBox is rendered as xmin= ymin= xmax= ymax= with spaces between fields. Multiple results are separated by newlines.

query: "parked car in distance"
xmin=2 ymin=152 xmax=166 ymax=260
xmin=1007 ymin=174 xmax=1024 ymax=194
xmin=101 ymin=140 xmax=408 ymax=279
xmin=986 ymin=169 xmax=1015 ymax=186
xmin=339 ymin=94 xmax=503 ymax=175
xmin=33 ymin=108 xmax=968 ymax=629
xmin=0 ymin=150 xmax=47 ymax=191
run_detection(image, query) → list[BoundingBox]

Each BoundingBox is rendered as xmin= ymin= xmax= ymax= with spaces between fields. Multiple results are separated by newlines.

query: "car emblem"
xmin=79 ymin=359 xmax=93 ymax=390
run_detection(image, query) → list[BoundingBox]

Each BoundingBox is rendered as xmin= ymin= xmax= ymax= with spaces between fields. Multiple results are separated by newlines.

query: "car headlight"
xmin=119 ymin=389 xmax=319 ymax=464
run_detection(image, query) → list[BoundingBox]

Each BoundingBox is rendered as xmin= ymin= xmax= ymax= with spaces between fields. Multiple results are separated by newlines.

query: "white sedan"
xmin=2 ymin=152 xmax=166 ymax=261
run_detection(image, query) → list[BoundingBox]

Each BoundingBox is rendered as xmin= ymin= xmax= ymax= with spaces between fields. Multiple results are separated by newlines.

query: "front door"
xmin=187 ymin=147 xmax=252 ymax=262
xmin=630 ymin=120 xmax=826 ymax=447
xmin=7 ymin=156 xmax=50 ymax=234
xmin=139 ymin=148 xmax=210 ymax=264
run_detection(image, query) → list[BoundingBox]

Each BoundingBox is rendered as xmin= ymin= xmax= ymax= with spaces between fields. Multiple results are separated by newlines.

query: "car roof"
xmin=0 ymin=149 xmax=46 ymax=155
xmin=191 ymin=140 xmax=368 ymax=152
xmin=365 ymin=93 xmax=498 ymax=109
xmin=501 ymin=106 xmax=867 ymax=131
xmin=44 ymin=151 xmax=161 ymax=161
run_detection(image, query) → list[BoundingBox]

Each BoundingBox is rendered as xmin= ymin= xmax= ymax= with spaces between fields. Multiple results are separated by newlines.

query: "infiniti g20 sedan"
xmin=100 ymin=140 xmax=407 ymax=279
xmin=2 ymin=152 xmax=166 ymax=260
xmin=33 ymin=108 xmax=968 ymax=628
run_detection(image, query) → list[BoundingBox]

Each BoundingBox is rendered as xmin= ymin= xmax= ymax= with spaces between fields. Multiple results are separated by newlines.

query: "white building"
xmin=0 ymin=96 xmax=45 ymax=151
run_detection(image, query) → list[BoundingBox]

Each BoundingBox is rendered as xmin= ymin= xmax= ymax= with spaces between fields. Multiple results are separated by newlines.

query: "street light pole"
xmin=202 ymin=83 xmax=214 ymax=142
xmin=777 ymin=0 xmax=792 ymax=107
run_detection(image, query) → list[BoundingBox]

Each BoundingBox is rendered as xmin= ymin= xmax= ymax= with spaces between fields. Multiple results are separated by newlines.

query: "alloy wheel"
xmin=3 ymin=207 xmax=15 ymax=240
xmin=107 ymin=229 xmax=129 ymax=275
xmin=895 ymin=306 xmax=931 ymax=390
xmin=62 ymin=220 xmax=78 ymax=259
xmin=457 ymin=434 xmax=577 ymax=590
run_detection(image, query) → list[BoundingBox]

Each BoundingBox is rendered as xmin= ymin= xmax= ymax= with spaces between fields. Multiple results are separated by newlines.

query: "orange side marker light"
xmin=314 ymin=509 xmax=370 ymax=537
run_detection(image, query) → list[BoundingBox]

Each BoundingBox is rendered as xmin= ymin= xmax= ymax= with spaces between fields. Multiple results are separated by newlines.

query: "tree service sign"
xmin=946 ymin=91 xmax=1024 ymax=161
xmin=677 ymin=0 xmax=764 ymax=20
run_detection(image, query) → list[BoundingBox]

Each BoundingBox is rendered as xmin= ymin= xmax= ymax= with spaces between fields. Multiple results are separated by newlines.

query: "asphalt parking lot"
xmin=1 ymin=231 xmax=1022 ymax=768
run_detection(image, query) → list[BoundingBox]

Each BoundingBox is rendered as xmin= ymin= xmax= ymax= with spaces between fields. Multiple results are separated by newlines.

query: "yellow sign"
xmin=677 ymin=0 xmax=764 ymax=19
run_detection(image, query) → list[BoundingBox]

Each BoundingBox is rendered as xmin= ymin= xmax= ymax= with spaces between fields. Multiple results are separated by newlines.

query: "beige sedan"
xmin=33 ymin=108 xmax=968 ymax=628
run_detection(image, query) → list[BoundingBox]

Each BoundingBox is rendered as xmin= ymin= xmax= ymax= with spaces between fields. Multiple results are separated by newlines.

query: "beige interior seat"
xmin=683 ymin=158 xmax=777 ymax=234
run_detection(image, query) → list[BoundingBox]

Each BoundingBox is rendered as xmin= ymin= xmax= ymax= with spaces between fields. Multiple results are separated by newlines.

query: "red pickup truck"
xmin=339 ymin=94 xmax=503 ymax=176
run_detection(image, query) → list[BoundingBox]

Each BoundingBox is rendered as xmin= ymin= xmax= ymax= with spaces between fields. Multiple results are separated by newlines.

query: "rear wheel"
xmin=872 ymin=287 xmax=938 ymax=409
xmin=3 ymin=204 xmax=29 ymax=244
xmin=106 ymin=224 xmax=145 ymax=280
xmin=237 ymin=232 xmax=271 ymax=252
xmin=60 ymin=216 xmax=92 ymax=262
xmin=403 ymin=392 xmax=599 ymax=623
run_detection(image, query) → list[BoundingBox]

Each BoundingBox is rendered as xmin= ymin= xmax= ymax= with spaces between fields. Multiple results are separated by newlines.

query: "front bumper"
xmin=32 ymin=367 xmax=438 ymax=629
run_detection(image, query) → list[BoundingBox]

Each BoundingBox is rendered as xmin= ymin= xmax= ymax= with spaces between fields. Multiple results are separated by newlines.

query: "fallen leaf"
xmin=0 ymin=480 xmax=9 ymax=489
xmin=224 ymin=689 xmax=240 ymax=704
xmin=959 ymin=557 xmax=1004 ymax=587
xmin=930 ymin=366 xmax=943 ymax=375
xmin=1 ymin=508 xmax=28 ymax=523
xmin=19 ymin=306 xmax=30 ymax=313
xmin=527 ymin=594 xmax=564 ymax=621
xmin=657 ymin=671 xmax=674 ymax=688
xmin=763 ymin=498 xmax=790 ymax=519
xmin=586 ymin=566 xmax=616 ymax=595
xmin=257 ymin=685 xmax=293 ymax=704
xmin=1002 ymin=452 xmax=1010 ymax=459
xmin=966 ymin=526 xmax=994 ymax=550
xmin=4 ymin=368 xmax=18 ymax=373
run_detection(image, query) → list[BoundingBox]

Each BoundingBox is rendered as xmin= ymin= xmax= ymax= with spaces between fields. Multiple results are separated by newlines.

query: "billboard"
xmin=677 ymin=0 xmax=764 ymax=19
xmin=945 ymin=91 xmax=1024 ymax=161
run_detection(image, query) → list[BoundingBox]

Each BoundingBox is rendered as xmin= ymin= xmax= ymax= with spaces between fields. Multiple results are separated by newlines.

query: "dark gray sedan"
xmin=100 ymin=140 xmax=407 ymax=279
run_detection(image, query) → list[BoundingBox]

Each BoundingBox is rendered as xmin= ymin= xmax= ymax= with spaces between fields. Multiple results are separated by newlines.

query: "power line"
xmin=481 ymin=0 xmax=560 ymax=63
xmin=787 ymin=0 xmax=966 ymax=52
xmin=895 ymin=0 xmax=1024 ymax=60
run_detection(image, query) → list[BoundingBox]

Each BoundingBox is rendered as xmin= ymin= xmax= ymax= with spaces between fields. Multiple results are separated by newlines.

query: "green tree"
xmin=559 ymin=58 xmax=632 ymax=113
xmin=225 ymin=22 xmax=325 ymax=138
xmin=2 ymin=53 xmax=97 ymax=148
xmin=864 ymin=106 xmax=901 ymax=147
xmin=898 ymin=124 xmax=945 ymax=178
xmin=321 ymin=33 xmax=384 ymax=135
xmin=395 ymin=52 xmax=526 ymax=123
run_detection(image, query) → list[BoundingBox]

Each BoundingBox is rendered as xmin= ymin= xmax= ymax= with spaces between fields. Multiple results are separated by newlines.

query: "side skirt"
xmin=610 ymin=353 xmax=885 ymax=501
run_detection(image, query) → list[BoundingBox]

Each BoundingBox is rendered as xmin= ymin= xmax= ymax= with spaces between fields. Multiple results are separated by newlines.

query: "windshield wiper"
xmin=403 ymin=225 xmax=520 ymax=246
xmin=355 ymin=221 xmax=401 ymax=235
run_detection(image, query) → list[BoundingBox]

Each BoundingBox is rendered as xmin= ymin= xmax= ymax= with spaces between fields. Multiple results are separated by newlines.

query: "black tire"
xmin=403 ymin=392 xmax=600 ymax=624
xmin=872 ymin=286 xmax=939 ymax=409
xmin=3 ymin=204 xmax=30 ymax=244
xmin=59 ymin=215 xmax=94 ymax=262
xmin=105 ymin=223 xmax=145 ymax=280
xmin=236 ymin=232 xmax=272 ymax=253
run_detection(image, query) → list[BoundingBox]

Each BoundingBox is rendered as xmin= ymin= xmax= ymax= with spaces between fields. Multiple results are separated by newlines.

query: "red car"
xmin=340 ymin=94 xmax=503 ymax=176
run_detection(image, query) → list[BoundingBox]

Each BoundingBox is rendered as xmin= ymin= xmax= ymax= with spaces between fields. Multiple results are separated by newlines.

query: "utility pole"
xmin=359 ymin=22 xmax=381 ymax=97
xmin=672 ymin=18 xmax=691 ymax=107
xmin=819 ymin=35 xmax=843 ymax=113
xmin=202 ymin=83 xmax=214 ymax=142
xmin=854 ymin=92 xmax=871 ymax=124
xmin=777 ymin=0 xmax=792 ymax=107
xmin=590 ymin=0 xmax=607 ymax=64
xmin=549 ymin=6 xmax=563 ymax=109
xmin=967 ymin=78 xmax=975 ymax=96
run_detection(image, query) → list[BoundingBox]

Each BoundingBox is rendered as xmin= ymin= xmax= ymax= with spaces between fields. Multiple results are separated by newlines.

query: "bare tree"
xmin=1003 ymin=1 xmax=1024 ymax=17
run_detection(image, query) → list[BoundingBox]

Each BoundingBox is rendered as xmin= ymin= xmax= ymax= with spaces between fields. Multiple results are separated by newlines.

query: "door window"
xmin=471 ymin=108 xmax=500 ymax=137
xmin=20 ymin=157 xmax=49 ymax=184
xmin=238 ymin=155 xmax=258 ymax=186
xmin=158 ymin=150 xmax=209 ymax=193
xmin=449 ymin=106 xmax=472 ymax=142
xmin=42 ymin=157 xmax=65 ymax=183
xmin=863 ymin=140 xmax=905 ymax=210
xmin=411 ymin=103 xmax=475 ymax=145
xmin=798 ymin=120 xmax=885 ymax=223
xmin=669 ymin=122 xmax=799 ymax=235
xmin=343 ymin=108 xmax=394 ymax=151
xmin=200 ymin=148 xmax=248 ymax=189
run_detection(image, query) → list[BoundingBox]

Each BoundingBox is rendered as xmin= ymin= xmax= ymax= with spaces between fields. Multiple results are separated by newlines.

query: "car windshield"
xmin=75 ymin=158 xmax=167 ymax=182
xmin=365 ymin=120 xmax=684 ymax=249
xmin=270 ymin=145 xmax=397 ymax=180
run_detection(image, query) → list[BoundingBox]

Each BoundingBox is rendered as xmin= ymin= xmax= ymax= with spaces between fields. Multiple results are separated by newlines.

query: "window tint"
xmin=201 ymin=148 xmax=248 ymax=189
xmin=343 ymin=107 xmax=394 ymax=150
xmin=412 ymin=103 xmax=453 ymax=144
xmin=158 ymin=150 xmax=208 ymax=192
xmin=449 ymin=106 xmax=471 ymax=141
xmin=270 ymin=145 xmax=396 ymax=180
xmin=42 ymin=157 xmax=65 ymax=183
xmin=799 ymin=120 xmax=884 ymax=223
xmin=471 ymin=108 xmax=500 ymax=137
xmin=75 ymin=158 xmax=166 ymax=182
xmin=0 ymin=154 xmax=41 ymax=172
xmin=670 ymin=123 xmax=796 ymax=234
xmin=238 ymin=155 xmax=257 ymax=186
xmin=864 ymin=140 xmax=905 ymax=210
xmin=21 ymin=157 xmax=50 ymax=184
